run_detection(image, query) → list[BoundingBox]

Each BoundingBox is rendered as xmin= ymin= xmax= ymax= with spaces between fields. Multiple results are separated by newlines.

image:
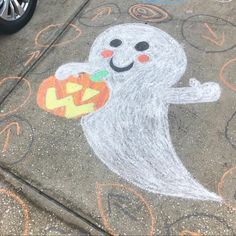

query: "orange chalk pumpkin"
xmin=37 ymin=73 xmax=109 ymax=119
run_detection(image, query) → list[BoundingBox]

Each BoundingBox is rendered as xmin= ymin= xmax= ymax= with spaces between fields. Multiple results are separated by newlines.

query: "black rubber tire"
xmin=0 ymin=0 xmax=37 ymax=34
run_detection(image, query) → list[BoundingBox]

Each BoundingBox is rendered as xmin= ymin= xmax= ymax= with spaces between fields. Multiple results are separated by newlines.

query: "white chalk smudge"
xmin=56 ymin=23 xmax=222 ymax=201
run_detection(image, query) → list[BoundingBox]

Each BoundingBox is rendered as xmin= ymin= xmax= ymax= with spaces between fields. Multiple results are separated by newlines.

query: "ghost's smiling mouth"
xmin=109 ymin=58 xmax=134 ymax=73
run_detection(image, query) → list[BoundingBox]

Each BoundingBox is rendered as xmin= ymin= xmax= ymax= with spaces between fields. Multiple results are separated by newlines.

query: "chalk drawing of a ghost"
xmin=53 ymin=23 xmax=222 ymax=201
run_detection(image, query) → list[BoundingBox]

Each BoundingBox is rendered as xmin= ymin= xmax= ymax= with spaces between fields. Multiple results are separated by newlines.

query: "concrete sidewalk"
xmin=1 ymin=0 xmax=236 ymax=235
xmin=0 ymin=176 xmax=87 ymax=235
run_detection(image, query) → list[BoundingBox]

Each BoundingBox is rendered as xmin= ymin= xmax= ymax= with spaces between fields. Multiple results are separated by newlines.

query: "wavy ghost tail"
xmin=81 ymin=89 xmax=221 ymax=201
xmin=57 ymin=23 xmax=222 ymax=201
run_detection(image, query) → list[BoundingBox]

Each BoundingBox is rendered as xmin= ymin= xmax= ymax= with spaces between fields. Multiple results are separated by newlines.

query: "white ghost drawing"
xmin=55 ymin=23 xmax=221 ymax=201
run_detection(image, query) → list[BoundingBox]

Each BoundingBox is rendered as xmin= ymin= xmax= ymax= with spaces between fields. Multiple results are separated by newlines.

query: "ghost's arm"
xmin=55 ymin=63 xmax=104 ymax=80
xmin=164 ymin=79 xmax=221 ymax=104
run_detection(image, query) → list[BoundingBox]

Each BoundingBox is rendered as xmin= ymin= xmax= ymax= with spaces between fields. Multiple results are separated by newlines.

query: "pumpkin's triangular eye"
xmin=37 ymin=72 xmax=110 ymax=120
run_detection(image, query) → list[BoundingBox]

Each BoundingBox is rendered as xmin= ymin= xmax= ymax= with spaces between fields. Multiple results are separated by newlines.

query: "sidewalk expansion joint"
xmin=0 ymin=163 xmax=109 ymax=235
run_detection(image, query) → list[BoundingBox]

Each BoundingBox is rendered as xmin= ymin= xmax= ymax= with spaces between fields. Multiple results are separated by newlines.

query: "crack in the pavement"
xmin=0 ymin=163 xmax=109 ymax=235
xmin=0 ymin=0 xmax=90 ymax=106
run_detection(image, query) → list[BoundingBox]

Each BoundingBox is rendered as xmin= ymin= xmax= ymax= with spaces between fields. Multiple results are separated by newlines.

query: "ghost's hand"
xmin=165 ymin=78 xmax=221 ymax=104
xmin=189 ymin=78 xmax=221 ymax=102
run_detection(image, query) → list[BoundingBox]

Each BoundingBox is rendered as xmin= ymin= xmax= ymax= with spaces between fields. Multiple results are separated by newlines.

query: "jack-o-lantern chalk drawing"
xmin=166 ymin=213 xmax=234 ymax=235
xmin=129 ymin=4 xmax=171 ymax=23
xmin=220 ymin=57 xmax=236 ymax=92
xmin=35 ymin=24 xmax=81 ymax=48
xmin=78 ymin=3 xmax=121 ymax=27
xmin=96 ymin=183 xmax=156 ymax=236
xmin=37 ymin=72 xmax=109 ymax=119
xmin=0 ymin=116 xmax=34 ymax=165
xmin=0 ymin=77 xmax=32 ymax=118
xmin=37 ymin=23 xmax=221 ymax=201
xmin=0 ymin=188 xmax=30 ymax=236
xmin=218 ymin=166 xmax=236 ymax=211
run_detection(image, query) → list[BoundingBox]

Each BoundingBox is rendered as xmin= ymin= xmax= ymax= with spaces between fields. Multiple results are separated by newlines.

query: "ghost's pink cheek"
xmin=138 ymin=54 xmax=150 ymax=63
xmin=101 ymin=50 xmax=113 ymax=58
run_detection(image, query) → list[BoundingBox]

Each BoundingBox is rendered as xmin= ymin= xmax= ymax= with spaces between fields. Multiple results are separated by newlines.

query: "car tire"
xmin=0 ymin=0 xmax=37 ymax=34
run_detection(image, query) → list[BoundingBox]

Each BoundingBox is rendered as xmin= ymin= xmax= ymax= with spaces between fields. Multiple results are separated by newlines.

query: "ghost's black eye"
xmin=135 ymin=41 xmax=149 ymax=51
xmin=110 ymin=39 xmax=122 ymax=47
